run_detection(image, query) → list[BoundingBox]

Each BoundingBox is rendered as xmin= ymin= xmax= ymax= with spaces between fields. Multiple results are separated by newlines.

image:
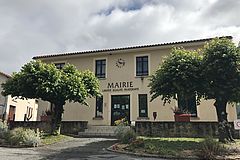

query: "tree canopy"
xmin=201 ymin=38 xmax=240 ymax=142
xmin=2 ymin=60 xmax=100 ymax=134
xmin=149 ymin=47 xmax=202 ymax=104
xmin=149 ymin=37 xmax=240 ymax=142
xmin=201 ymin=38 xmax=240 ymax=102
xmin=2 ymin=60 xmax=100 ymax=105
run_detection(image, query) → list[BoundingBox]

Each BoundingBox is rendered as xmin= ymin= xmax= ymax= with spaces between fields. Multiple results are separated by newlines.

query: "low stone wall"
xmin=135 ymin=121 xmax=240 ymax=138
xmin=60 ymin=121 xmax=88 ymax=134
xmin=9 ymin=121 xmax=88 ymax=134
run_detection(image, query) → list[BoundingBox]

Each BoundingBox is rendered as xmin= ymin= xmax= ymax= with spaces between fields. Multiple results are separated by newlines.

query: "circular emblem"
xmin=116 ymin=58 xmax=125 ymax=68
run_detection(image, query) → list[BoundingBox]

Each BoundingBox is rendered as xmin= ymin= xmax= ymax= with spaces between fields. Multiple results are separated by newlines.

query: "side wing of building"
xmin=0 ymin=72 xmax=38 ymax=121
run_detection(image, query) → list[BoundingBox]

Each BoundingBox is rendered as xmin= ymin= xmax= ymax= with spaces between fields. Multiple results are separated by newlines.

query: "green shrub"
xmin=0 ymin=120 xmax=9 ymax=139
xmin=198 ymin=137 xmax=227 ymax=160
xmin=114 ymin=123 xmax=127 ymax=139
xmin=8 ymin=127 xmax=41 ymax=147
xmin=114 ymin=123 xmax=136 ymax=144
xmin=130 ymin=139 xmax=144 ymax=148
xmin=23 ymin=128 xmax=41 ymax=147
xmin=121 ymin=129 xmax=136 ymax=144
xmin=144 ymin=143 xmax=156 ymax=153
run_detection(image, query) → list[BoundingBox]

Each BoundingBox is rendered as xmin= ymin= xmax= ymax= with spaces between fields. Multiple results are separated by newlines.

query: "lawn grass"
xmin=124 ymin=137 xmax=240 ymax=158
xmin=126 ymin=137 xmax=204 ymax=157
xmin=223 ymin=139 xmax=240 ymax=150
xmin=41 ymin=134 xmax=70 ymax=145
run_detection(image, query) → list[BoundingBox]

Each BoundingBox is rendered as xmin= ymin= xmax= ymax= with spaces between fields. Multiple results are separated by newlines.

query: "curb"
xmin=106 ymin=143 xmax=200 ymax=160
xmin=0 ymin=144 xmax=34 ymax=148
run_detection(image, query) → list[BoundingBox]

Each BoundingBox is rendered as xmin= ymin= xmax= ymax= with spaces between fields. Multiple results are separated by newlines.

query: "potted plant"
xmin=171 ymin=106 xmax=191 ymax=122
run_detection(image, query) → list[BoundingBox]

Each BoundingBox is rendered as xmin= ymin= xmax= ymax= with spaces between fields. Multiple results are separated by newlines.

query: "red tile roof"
xmin=0 ymin=71 xmax=11 ymax=78
xmin=33 ymin=36 xmax=232 ymax=59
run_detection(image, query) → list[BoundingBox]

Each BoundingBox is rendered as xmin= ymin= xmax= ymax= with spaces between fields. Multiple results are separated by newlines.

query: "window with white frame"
xmin=138 ymin=94 xmax=148 ymax=117
xmin=236 ymin=103 xmax=240 ymax=119
xmin=136 ymin=56 xmax=148 ymax=76
xmin=95 ymin=96 xmax=103 ymax=117
xmin=95 ymin=59 xmax=106 ymax=78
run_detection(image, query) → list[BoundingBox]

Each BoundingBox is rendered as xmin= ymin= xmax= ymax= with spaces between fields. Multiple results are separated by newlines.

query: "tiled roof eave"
xmin=33 ymin=36 xmax=232 ymax=59
xmin=0 ymin=71 xmax=11 ymax=78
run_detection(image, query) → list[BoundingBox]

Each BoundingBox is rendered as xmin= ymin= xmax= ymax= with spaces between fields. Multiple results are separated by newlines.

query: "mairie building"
xmin=33 ymin=37 xmax=238 ymax=126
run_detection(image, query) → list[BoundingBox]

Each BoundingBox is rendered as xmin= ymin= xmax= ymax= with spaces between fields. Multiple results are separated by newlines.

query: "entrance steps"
xmin=78 ymin=125 xmax=130 ymax=137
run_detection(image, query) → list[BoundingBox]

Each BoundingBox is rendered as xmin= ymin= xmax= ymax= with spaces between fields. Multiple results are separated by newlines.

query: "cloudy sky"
xmin=0 ymin=0 xmax=240 ymax=74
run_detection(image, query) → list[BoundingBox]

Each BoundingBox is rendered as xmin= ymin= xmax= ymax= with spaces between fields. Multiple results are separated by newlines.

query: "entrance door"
xmin=111 ymin=95 xmax=130 ymax=125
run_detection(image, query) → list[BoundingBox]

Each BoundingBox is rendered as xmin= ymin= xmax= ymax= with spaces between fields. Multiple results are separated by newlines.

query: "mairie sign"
xmin=102 ymin=81 xmax=139 ymax=92
xmin=234 ymin=119 xmax=240 ymax=130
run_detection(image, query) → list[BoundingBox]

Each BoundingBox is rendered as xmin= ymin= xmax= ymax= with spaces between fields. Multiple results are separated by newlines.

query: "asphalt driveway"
xmin=0 ymin=137 xmax=164 ymax=160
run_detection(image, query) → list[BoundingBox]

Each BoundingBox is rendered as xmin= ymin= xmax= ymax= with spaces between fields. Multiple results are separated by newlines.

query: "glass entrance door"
xmin=111 ymin=95 xmax=130 ymax=125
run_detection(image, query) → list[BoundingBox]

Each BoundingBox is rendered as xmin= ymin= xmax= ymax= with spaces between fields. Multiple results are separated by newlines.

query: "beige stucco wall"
xmin=37 ymin=41 xmax=237 ymax=125
xmin=5 ymin=97 xmax=38 ymax=121
xmin=0 ymin=74 xmax=38 ymax=121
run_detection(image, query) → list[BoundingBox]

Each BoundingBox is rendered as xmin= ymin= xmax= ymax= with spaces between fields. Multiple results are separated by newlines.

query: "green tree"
xmin=149 ymin=47 xmax=202 ymax=106
xmin=201 ymin=38 xmax=240 ymax=142
xmin=150 ymin=38 xmax=240 ymax=142
xmin=2 ymin=61 xmax=100 ymax=135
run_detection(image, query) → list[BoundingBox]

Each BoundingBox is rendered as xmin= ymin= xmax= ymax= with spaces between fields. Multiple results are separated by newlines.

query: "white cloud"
xmin=0 ymin=0 xmax=239 ymax=74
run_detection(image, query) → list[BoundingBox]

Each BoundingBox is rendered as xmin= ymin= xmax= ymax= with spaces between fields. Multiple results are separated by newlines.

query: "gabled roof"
xmin=0 ymin=71 xmax=11 ymax=78
xmin=33 ymin=36 xmax=232 ymax=59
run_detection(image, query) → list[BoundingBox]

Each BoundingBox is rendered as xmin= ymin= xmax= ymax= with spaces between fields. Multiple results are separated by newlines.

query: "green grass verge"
xmin=41 ymin=134 xmax=70 ymax=145
xmin=127 ymin=137 xmax=204 ymax=157
xmin=126 ymin=137 xmax=240 ymax=157
xmin=223 ymin=139 xmax=240 ymax=148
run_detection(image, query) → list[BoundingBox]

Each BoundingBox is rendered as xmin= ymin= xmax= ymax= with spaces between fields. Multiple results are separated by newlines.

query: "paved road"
xmin=0 ymin=138 xmax=164 ymax=160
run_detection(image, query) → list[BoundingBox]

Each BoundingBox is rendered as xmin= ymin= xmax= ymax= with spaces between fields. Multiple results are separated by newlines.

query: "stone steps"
xmin=78 ymin=125 xmax=130 ymax=137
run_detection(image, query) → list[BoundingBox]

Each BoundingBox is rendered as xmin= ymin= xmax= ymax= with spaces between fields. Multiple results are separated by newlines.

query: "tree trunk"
xmin=214 ymin=99 xmax=234 ymax=143
xmin=51 ymin=103 xmax=64 ymax=135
